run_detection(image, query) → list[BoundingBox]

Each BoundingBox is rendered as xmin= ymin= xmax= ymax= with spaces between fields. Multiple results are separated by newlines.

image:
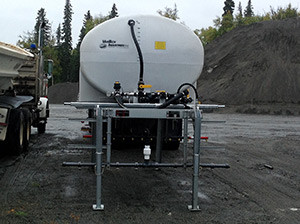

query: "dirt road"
xmin=0 ymin=105 xmax=299 ymax=223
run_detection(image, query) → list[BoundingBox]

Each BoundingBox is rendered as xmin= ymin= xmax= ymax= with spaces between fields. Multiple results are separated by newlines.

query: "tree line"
xmin=196 ymin=0 xmax=300 ymax=45
xmin=17 ymin=1 xmax=300 ymax=85
xmin=17 ymin=1 xmax=119 ymax=85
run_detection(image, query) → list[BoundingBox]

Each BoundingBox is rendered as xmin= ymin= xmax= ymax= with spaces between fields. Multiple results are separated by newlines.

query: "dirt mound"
xmin=48 ymin=82 xmax=78 ymax=104
xmin=197 ymin=18 xmax=300 ymax=113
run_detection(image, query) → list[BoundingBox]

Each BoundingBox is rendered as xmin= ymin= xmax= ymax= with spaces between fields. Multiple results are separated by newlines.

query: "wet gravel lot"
xmin=0 ymin=104 xmax=299 ymax=223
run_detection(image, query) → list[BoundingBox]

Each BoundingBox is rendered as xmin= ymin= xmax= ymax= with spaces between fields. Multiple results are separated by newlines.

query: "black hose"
xmin=177 ymin=83 xmax=199 ymax=100
xmin=156 ymin=89 xmax=189 ymax=109
xmin=128 ymin=19 xmax=144 ymax=84
xmin=115 ymin=95 xmax=127 ymax=109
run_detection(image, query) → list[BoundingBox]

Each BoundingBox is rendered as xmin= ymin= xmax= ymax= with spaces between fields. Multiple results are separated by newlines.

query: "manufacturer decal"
xmin=99 ymin=40 xmax=129 ymax=49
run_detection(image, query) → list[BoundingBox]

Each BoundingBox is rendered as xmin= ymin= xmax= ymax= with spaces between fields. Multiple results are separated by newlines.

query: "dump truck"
xmin=78 ymin=15 xmax=204 ymax=150
xmin=0 ymin=25 xmax=52 ymax=155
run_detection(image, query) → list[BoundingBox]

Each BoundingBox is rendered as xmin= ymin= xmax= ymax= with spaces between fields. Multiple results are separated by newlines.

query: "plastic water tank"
xmin=79 ymin=15 xmax=204 ymax=101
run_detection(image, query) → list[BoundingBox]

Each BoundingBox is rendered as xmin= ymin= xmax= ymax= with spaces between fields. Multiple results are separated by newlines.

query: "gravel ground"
xmin=0 ymin=105 xmax=299 ymax=223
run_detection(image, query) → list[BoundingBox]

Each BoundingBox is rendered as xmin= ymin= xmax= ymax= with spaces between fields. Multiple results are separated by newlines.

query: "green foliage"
xmin=17 ymin=1 xmax=122 ymax=85
xmin=72 ymin=4 xmax=118 ymax=83
xmin=56 ymin=23 xmax=62 ymax=46
xmin=62 ymin=0 xmax=73 ymax=52
xmin=77 ymin=10 xmax=92 ymax=49
xmin=270 ymin=3 xmax=298 ymax=20
xmin=34 ymin=8 xmax=51 ymax=46
xmin=157 ymin=4 xmax=179 ymax=20
xmin=220 ymin=12 xmax=235 ymax=34
xmin=44 ymin=46 xmax=62 ymax=84
xmin=60 ymin=0 xmax=73 ymax=82
xmin=108 ymin=3 xmax=119 ymax=19
xmin=17 ymin=31 xmax=35 ymax=49
xmin=237 ymin=2 xmax=243 ymax=17
xmin=195 ymin=27 xmax=218 ymax=46
xmin=70 ymin=48 xmax=80 ymax=82
xmin=196 ymin=3 xmax=300 ymax=46
xmin=244 ymin=0 xmax=254 ymax=17
xmin=223 ymin=0 xmax=235 ymax=16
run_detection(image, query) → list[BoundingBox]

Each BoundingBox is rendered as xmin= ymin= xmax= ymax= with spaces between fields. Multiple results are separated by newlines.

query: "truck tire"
xmin=7 ymin=109 xmax=24 ymax=155
xmin=37 ymin=122 xmax=46 ymax=134
xmin=22 ymin=108 xmax=32 ymax=150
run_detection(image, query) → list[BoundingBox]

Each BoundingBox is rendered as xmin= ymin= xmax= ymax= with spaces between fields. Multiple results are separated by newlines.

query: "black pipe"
xmin=156 ymin=89 xmax=189 ymax=109
xmin=128 ymin=19 xmax=144 ymax=86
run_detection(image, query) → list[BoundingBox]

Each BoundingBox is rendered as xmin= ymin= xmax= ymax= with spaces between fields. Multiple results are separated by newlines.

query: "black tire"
xmin=7 ymin=109 xmax=24 ymax=155
xmin=37 ymin=122 xmax=46 ymax=134
xmin=22 ymin=108 xmax=32 ymax=150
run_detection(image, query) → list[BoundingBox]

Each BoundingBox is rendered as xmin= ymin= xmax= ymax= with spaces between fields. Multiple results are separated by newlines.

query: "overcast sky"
xmin=0 ymin=0 xmax=299 ymax=46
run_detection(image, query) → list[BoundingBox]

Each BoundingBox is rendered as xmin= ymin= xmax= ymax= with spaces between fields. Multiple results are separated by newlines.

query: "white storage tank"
xmin=79 ymin=15 xmax=204 ymax=102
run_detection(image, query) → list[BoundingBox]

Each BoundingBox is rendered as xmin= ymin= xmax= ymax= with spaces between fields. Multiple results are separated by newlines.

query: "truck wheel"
xmin=7 ymin=109 xmax=24 ymax=155
xmin=37 ymin=123 xmax=46 ymax=134
xmin=22 ymin=108 xmax=32 ymax=150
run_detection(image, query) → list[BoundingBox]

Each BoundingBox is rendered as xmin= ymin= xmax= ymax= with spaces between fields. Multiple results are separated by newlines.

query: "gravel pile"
xmin=197 ymin=18 xmax=300 ymax=114
xmin=48 ymin=82 xmax=78 ymax=104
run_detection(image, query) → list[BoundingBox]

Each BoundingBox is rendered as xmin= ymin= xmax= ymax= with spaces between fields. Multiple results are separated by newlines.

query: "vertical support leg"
xmin=188 ymin=108 xmax=201 ymax=211
xmin=93 ymin=106 xmax=104 ymax=211
xmin=183 ymin=111 xmax=188 ymax=168
xmin=89 ymin=109 xmax=96 ymax=163
xmin=106 ymin=111 xmax=112 ymax=167
xmin=155 ymin=119 xmax=163 ymax=163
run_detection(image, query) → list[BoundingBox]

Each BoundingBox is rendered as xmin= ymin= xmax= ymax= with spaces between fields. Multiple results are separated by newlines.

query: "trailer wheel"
xmin=22 ymin=108 xmax=32 ymax=150
xmin=38 ymin=122 xmax=46 ymax=134
xmin=7 ymin=109 xmax=24 ymax=155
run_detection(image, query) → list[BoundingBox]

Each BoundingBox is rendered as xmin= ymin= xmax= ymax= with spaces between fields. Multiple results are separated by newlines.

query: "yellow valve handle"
xmin=139 ymin=84 xmax=152 ymax=89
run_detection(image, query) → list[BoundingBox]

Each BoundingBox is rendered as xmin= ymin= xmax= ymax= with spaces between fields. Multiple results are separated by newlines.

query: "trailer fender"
xmin=38 ymin=97 xmax=49 ymax=119
xmin=0 ymin=95 xmax=33 ymax=109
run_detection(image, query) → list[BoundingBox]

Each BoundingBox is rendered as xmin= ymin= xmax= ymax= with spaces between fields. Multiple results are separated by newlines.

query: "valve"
xmin=143 ymin=145 xmax=151 ymax=161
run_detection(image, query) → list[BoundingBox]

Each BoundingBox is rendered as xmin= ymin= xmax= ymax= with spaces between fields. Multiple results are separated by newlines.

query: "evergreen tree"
xmin=236 ymin=1 xmax=243 ymax=25
xmin=244 ymin=0 xmax=254 ymax=17
xmin=223 ymin=0 xmax=235 ymax=16
xmin=17 ymin=31 xmax=35 ymax=49
xmin=70 ymin=48 xmax=80 ymax=82
xmin=56 ymin=23 xmax=62 ymax=46
xmin=237 ymin=2 xmax=243 ymax=17
xmin=34 ymin=8 xmax=51 ymax=46
xmin=62 ymin=0 xmax=73 ymax=52
xmin=77 ymin=10 xmax=92 ymax=49
xmin=157 ymin=4 xmax=179 ymax=20
xmin=109 ymin=3 xmax=119 ymax=19
xmin=60 ymin=0 xmax=73 ymax=82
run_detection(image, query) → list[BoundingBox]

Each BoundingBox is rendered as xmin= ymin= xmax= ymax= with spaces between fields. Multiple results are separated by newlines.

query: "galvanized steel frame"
xmin=64 ymin=102 xmax=226 ymax=211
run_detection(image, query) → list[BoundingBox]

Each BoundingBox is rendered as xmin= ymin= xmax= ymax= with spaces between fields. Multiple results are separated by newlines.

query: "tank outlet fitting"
xmin=143 ymin=145 xmax=151 ymax=160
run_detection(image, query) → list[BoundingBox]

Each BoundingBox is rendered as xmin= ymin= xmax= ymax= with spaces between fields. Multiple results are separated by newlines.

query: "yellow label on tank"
xmin=155 ymin=41 xmax=166 ymax=50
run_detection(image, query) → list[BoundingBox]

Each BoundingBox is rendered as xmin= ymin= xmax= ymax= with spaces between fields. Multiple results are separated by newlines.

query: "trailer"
xmin=0 ymin=25 xmax=52 ymax=155
xmin=64 ymin=15 xmax=228 ymax=210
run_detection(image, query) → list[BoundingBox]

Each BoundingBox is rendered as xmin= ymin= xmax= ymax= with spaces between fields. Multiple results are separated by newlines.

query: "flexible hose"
xmin=156 ymin=89 xmax=189 ymax=109
xmin=177 ymin=83 xmax=199 ymax=100
xmin=128 ymin=19 xmax=144 ymax=83
xmin=115 ymin=95 xmax=127 ymax=109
